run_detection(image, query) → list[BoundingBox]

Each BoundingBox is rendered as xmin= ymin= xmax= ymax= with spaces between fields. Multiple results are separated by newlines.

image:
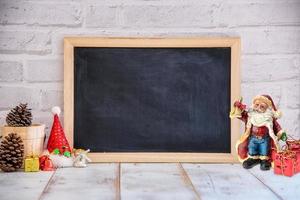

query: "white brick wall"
xmin=0 ymin=0 xmax=82 ymax=26
xmin=0 ymin=30 xmax=51 ymax=54
xmin=0 ymin=61 xmax=23 ymax=82
xmin=0 ymin=0 xmax=299 ymax=138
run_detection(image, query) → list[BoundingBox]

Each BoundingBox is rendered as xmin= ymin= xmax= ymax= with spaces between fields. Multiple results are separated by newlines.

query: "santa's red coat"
xmin=236 ymin=111 xmax=283 ymax=162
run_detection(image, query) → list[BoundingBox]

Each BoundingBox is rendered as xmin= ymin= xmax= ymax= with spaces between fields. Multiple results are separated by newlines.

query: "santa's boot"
xmin=242 ymin=158 xmax=260 ymax=169
xmin=260 ymin=160 xmax=271 ymax=170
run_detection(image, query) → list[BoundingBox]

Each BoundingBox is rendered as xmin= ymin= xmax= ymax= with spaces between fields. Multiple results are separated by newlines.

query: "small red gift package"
xmin=286 ymin=139 xmax=300 ymax=152
xmin=286 ymin=138 xmax=300 ymax=173
xmin=39 ymin=155 xmax=55 ymax=171
xmin=274 ymin=150 xmax=298 ymax=177
xmin=296 ymin=153 xmax=300 ymax=173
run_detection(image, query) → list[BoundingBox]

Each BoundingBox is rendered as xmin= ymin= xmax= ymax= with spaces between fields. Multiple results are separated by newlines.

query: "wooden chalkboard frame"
xmin=64 ymin=37 xmax=241 ymax=163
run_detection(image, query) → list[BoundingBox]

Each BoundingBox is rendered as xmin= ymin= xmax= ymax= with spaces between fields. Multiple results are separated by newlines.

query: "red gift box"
xmin=287 ymin=140 xmax=300 ymax=152
xmin=271 ymin=149 xmax=277 ymax=161
xmin=286 ymin=138 xmax=300 ymax=173
xmin=39 ymin=155 xmax=55 ymax=171
xmin=274 ymin=150 xmax=297 ymax=177
xmin=295 ymin=151 xmax=300 ymax=173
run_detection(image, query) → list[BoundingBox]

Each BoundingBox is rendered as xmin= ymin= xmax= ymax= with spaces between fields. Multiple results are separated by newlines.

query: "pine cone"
xmin=6 ymin=103 xmax=32 ymax=127
xmin=0 ymin=133 xmax=24 ymax=172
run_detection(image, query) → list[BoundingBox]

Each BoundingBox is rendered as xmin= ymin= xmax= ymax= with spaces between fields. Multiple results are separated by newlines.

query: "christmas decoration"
xmin=6 ymin=103 xmax=32 ymax=127
xmin=274 ymin=150 xmax=297 ymax=177
xmin=47 ymin=106 xmax=71 ymax=155
xmin=39 ymin=155 xmax=54 ymax=171
xmin=24 ymin=156 xmax=39 ymax=172
xmin=52 ymin=148 xmax=60 ymax=155
xmin=272 ymin=136 xmax=300 ymax=177
xmin=229 ymin=97 xmax=245 ymax=118
xmin=273 ymin=148 xmax=300 ymax=177
xmin=295 ymin=151 xmax=300 ymax=173
xmin=0 ymin=133 xmax=24 ymax=172
xmin=63 ymin=150 xmax=71 ymax=158
xmin=230 ymin=95 xmax=286 ymax=171
xmin=49 ymin=154 xmax=73 ymax=168
xmin=1 ymin=125 xmax=45 ymax=158
xmin=286 ymin=137 xmax=300 ymax=174
xmin=45 ymin=107 xmax=73 ymax=168
xmin=286 ymin=137 xmax=300 ymax=152
xmin=73 ymin=149 xmax=91 ymax=168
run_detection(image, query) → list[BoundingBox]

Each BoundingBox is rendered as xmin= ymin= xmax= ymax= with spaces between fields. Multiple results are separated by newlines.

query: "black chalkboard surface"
xmin=74 ymin=47 xmax=231 ymax=153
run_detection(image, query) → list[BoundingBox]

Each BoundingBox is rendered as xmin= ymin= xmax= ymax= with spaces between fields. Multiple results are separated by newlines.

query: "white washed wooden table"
xmin=0 ymin=164 xmax=299 ymax=200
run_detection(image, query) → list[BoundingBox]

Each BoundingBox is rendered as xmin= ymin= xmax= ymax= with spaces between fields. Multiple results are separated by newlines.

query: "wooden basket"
xmin=1 ymin=124 xmax=45 ymax=157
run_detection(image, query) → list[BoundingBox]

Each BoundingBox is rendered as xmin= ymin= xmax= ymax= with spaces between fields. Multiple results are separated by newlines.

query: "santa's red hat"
xmin=47 ymin=106 xmax=71 ymax=153
xmin=252 ymin=94 xmax=282 ymax=119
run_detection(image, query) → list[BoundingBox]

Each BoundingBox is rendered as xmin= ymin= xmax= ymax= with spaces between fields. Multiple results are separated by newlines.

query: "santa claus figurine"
xmin=231 ymin=95 xmax=286 ymax=170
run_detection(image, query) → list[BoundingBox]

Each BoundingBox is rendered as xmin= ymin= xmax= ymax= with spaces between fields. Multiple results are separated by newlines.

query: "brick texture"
xmin=26 ymin=59 xmax=63 ymax=82
xmin=242 ymin=55 xmax=300 ymax=82
xmin=122 ymin=5 xmax=216 ymax=28
xmin=86 ymin=5 xmax=118 ymax=28
xmin=0 ymin=86 xmax=40 ymax=110
xmin=0 ymin=0 xmax=82 ymax=26
xmin=0 ymin=61 xmax=23 ymax=82
xmin=41 ymin=90 xmax=63 ymax=111
xmin=0 ymin=31 xmax=51 ymax=54
xmin=216 ymin=2 xmax=300 ymax=27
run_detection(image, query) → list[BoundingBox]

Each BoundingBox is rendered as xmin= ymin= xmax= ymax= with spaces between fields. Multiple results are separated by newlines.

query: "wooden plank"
xmin=182 ymin=164 xmax=281 ymax=200
xmin=89 ymin=153 xmax=238 ymax=163
xmin=121 ymin=163 xmax=199 ymax=200
xmin=115 ymin=163 xmax=121 ymax=200
xmin=40 ymin=164 xmax=118 ymax=200
xmin=249 ymin=166 xmax=300 ymax=200
xmin=64 ymin=38 xmax=74 ymax=147
xmin=64 ymin=37 xmax=241 ymax=48
xmin=230 ymin=37 xmax=241 ymax=159
xmin=178 ymin=163 xmax=201 ymax=200
xmin=0 ymin=170 xmax=54 ymax=200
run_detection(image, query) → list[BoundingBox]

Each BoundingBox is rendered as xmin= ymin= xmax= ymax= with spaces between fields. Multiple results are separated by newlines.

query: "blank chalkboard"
xmin=73 ymin=47 xmax=231 ymax=153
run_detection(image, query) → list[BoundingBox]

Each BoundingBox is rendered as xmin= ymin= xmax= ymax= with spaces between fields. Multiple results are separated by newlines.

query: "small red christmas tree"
xmin=47 ymin=107 xmax=71 ymax=155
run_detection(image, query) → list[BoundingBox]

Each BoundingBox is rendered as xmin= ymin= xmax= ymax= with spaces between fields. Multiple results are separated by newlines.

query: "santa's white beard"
xmin=248 ymin=108 xmax=274 ymax=127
